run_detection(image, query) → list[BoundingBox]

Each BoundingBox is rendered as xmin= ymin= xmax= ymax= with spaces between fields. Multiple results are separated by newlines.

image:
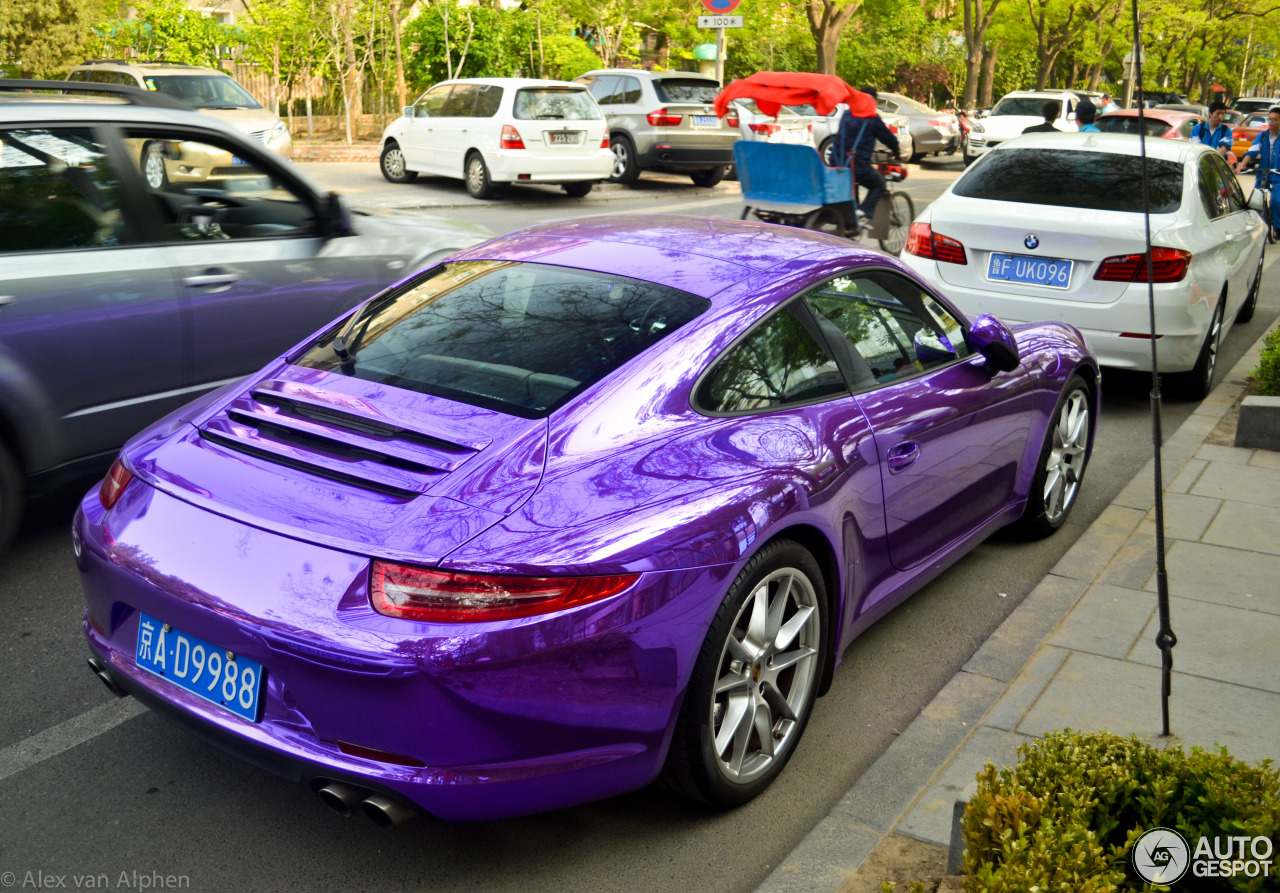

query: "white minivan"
xmin=379 ymin=78 xmax=614 ymax=199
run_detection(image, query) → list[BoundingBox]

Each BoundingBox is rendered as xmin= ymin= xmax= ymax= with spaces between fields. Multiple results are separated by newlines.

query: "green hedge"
xmin=961 ymin=730 xmax=1279 ymax=892
xmin=1256 ymin=325 xmax=1280 ymax=397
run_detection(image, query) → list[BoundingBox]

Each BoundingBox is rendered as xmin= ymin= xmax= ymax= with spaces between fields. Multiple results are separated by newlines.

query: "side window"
xmin=125 ymin=128 xmax=316 ymax=242
xmin=1212 ymin=154 xmax=1246 ymax=212
xmin=68 ymin=70 xmax=90 ymax=81
xmin=589 ymin=76 xmax=620 ymax=105
xmin=621 ymin=77 xmax=642 ymax=104
xmin=698 ymin=303 xmax=846 ymax=413
xmin=473 ymin=85 xmax=502 ymax=117
xmin=441 ymin=84 xmax=481 ymax=117
xmin=1198 ymin=155 xmax=1226 ymax=218
xmin=803 ymin=269 xmax=970 ymax=390
xmin=415 ymin=85 xmax=452 ymax=118
xmin=0 ymin=127 xmax=131 ymax=252
xmin=1180 ymin=119 xmax=1199 ymax=139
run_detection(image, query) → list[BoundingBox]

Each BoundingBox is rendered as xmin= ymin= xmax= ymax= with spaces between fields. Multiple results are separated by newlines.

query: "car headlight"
xmin=971 ymin=121 xmax=985 ymax=134
xmin=269 ymin=121 xmax=289 ymax=142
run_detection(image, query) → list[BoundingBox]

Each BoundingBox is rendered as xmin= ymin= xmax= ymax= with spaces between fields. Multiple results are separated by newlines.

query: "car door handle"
xmin=183 ymin=271 xmax=241 ymax=290
xmin=886 ymin=441 xmax=921 ymax=474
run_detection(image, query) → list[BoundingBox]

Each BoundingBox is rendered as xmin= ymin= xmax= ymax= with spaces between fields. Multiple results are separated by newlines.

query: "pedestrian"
xmin=1076 ymin=99 xmax=1100 ymax=132
xmin=834 ymin=86 xmax=901 ymax=227
xmin=1100 ymin=93 xmax=1119 ymax=114
xmin=1022 ymin=100 xmax=1062 ymax=134
xmin=1190 ymin=101 xmax=1232 ymax=157
xmin=1237 ymin=106 xmax=1280 ymax=239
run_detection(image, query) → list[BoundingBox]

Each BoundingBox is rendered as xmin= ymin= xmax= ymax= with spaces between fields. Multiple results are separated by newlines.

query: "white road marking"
xmin=0 ymin=698 xmax=145 ymax=782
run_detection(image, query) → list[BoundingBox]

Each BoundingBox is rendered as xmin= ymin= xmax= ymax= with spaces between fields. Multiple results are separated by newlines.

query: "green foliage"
xmin=0 ymin=0 xmax=112 ymax=77
xmin=836 ymin=0 xmax=958 ymax=103
xmin=97 ymin=0 xmax=232 ymax=66
xmin=962 ymin=730 xmax=1280 ymax=892
xmin=1255 ymin=325 xmax=1280 ymax=397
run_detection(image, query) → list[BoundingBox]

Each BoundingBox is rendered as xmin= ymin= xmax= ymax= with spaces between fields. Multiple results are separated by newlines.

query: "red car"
xmin=1095 ymin=107 xmax=1205 ymax=140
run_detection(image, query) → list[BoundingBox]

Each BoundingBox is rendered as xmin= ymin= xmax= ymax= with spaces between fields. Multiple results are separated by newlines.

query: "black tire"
xmin=141 ymin=141 xmax=169 ymax=190
xmin=690 ymin=166 xmax=727 ymax=188
xmin=963 ymin=151 xmax=978 ymax=167
xmin=804 ymin=206 xmax=845 ymax=237
xmin=902 ymin=143 xmax=918 ymax=164
xmin=1238 ymin=244 xmax=1264 ymax=324
xmin=1015 ymin=374 xmax=1092 ymax=539
xmin=561 ymin=181 xmax=593 ymax=198
xmin=878 ymin=192 xmax=914 ymax=256
xmin=608 ymin=135 xmax=641 ymax=185
xmin=661 ymin=539 xmax=827 ymax=807
xmin=464 ymin=152 xmax=495 ymax=199
xmin=1181 ymin=293 xmax=1227 ymax=400
xmin=724 ymin=163 xmax=739 ymax=182
xmin=0 ymin=440 xmax=21 ymax=556
xmin=819 ymin=138 xmax=835 ymax=166
xmin=379 ymin=141 xmax=417 ymax=184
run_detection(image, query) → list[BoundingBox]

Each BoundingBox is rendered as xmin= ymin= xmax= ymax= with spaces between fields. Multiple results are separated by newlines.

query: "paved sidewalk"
xmin=757 ymin=330 xmax=1280 ymax=892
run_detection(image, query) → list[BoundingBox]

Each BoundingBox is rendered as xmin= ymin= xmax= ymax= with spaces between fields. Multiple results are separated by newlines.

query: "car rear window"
xmin=295 ymin=261 xmax=710 ymax=419
xmin=954 ymin=148 xmax=1183 ymax=213
xmin=513 ymin=88 xmax=600 ymax=120
xmin=1095 ymin=116 xmax=1175 ymax=137
xmin=654 ymin=79 xmax=720 ymax=103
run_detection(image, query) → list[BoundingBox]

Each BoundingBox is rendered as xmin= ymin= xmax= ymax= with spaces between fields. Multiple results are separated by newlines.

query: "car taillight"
xmin=646 ymin=108 xmax=683 ymax=127
xmin=501 ymin=124 xmax=525 ymax=150
xmin=887 ymin=123 xmax=898 ymax=133
xmin=904 ymin=223 xmax=967 ymax=265
xmin=100 ymin=458 xmax=133 ymax=510
xmin=370 ymin=562 xmax=639 ymax=623
xmin=600 ymin=131 xmax=610 ymax=148
xmin=1094 ymin=247 xmax=1191 ymax=283
xmin=748 ymin=122 xmax=780 ymax=135
xmin=727 ymin=114 xmax=739 ymax=128
xmin=1234 ymin=129 xmax=1245 ymax=139
xmin=928 ymin=118 xmax=946 ymax=128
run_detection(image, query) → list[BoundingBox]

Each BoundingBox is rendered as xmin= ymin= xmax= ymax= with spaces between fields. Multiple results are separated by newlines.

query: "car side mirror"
xmin=403 ymin=106 xmax=414 ymax=119
xmin=323 ymin=191 xmax=354 ymax=239
xmin=913 ymin=328 xmax=958 ymax=366
xmin=968 ymin=314 xmax=1020 ymax=372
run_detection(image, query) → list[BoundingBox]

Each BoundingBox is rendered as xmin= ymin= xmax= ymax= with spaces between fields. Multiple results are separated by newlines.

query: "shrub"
xmin=1256 ymin=325 xmax=1280 ymax=397
xmin=962 ymin=730 xmax=1280 ymax=892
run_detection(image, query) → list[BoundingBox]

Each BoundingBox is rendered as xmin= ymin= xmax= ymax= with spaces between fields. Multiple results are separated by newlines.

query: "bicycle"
xmin=1246 ymin=167 xmax=1279 ymax=244
xmin=805 ymin=149 xmax=915 ymax=254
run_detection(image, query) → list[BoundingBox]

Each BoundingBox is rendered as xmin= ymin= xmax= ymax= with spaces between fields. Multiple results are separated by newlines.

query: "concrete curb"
xmin=754 ymin=323 xmax=1273 ymax=893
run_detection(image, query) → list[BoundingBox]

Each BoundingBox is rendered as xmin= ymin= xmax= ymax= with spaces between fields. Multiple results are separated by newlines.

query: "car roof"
xmin=1102 ymin=107 xmax=1198 ymax=121
xmin=432 ymin=77 xmax=588 ymax=89
xmin=72 ymin=59 xmax=227 ymax=77
xmin=996 ymin=130 xmax=1202 ymax=161
xmin=999 ymin=90 xmax=1079 ymax=100
xmin=578 ymin=69 xmax=716 ymax=81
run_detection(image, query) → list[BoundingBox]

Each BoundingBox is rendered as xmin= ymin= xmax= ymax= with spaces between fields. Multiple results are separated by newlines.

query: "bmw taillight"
xmin=99 ymin=458 xmax=133 ymax=510
xmin=646 ymin=108 xmax=683 ymax=127
xmin=501 ymin=124 xmax=526 ymax=150
xmin=1094 ymin=247 xmax=1191 ymax=283
xmin=727 ymin=113 xmax=739 ymax=128
xmin=904 ymin=223 xmax=968 ymax=265
xmin=748 ymin=123 xmax=780 ymax=135
xmin=370 ymin=562 xmax=639 ymax=623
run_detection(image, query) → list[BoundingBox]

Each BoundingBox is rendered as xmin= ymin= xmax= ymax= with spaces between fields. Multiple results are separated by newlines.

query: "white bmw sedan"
xmin=902 ymin=132 xmax=1266 ymax=398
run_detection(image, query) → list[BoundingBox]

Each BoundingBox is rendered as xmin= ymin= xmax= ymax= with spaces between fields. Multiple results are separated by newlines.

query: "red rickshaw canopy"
xmin=713 ymin=72 xmax=878 ymax=119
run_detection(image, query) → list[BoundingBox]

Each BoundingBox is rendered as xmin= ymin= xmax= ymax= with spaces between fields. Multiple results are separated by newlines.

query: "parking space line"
xmin=0 ymin=698 xmax=145 ymax=783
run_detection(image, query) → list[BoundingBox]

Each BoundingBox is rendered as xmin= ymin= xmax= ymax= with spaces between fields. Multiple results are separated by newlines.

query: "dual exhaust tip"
xmin=85 ymin=656 xmax=417 ymax=828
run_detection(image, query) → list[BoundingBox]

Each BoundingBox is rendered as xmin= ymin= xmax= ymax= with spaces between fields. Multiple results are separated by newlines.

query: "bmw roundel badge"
xmin=1024 ymin=234 xmax=1039 ymax=250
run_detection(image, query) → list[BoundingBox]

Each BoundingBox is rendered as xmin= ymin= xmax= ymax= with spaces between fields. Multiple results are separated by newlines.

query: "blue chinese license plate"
xmin=231 ymin=155 xmax=248 ymax=165
xmin=692 ymin=115 xmax=719 ymax=126
xmin=987 ymin=252 xmax=1073 ymax=289
xmin=136 ymin=613 xmax=264 ymax=722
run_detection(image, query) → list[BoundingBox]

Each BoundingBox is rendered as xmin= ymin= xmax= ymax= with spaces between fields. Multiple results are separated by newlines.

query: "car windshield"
xmin=295 ymin=261 xmax=710 ymax=418
xmin=512 ymin=87 xmax=600 ymax=120
xmin=1095 ymin=116 xmax=1174 ymax=137
xmin=147 ymin=75 xmax=261 ymax=109
xmin=1245 ymin=113 xmax=1269 ymax=127
xmin=654 ymin=79 xmax=720 ymax=103
xmin=955 ymin=148 xmax=1183 ymax=213
xmin=991 ymin=97 xmax=1060 ymax=117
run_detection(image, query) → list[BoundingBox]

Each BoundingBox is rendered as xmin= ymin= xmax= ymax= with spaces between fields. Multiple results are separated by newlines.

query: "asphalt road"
xmin=1 ymin=156 xmax=1276 ymax=893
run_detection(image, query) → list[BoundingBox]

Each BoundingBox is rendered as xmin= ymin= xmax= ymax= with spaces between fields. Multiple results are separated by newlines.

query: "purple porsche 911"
xmin=76 ymin=215 xmax=1097 ymax=824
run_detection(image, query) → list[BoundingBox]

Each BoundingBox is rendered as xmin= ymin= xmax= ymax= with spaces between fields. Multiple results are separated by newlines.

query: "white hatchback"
xmin=901 ymin=133 xmax=1267 ymax=398
xmin=379 ymin=78 xmax=614 ymax=199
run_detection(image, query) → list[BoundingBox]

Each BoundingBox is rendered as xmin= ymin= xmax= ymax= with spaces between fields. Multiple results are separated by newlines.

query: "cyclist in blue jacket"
xmin=1237 ymin=106 xmax=1280 ymax=238
xmin=835 ymin=87 xmax=901 ymax=224
xmin=1190 ymin=102 xmax=1232 ymax=156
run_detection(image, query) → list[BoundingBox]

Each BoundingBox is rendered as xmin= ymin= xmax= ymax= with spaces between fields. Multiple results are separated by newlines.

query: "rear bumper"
xmin=638 ymin=145 xmax=734 ymax=170
xmin=487 ymin=149 xmax=614 ymax=183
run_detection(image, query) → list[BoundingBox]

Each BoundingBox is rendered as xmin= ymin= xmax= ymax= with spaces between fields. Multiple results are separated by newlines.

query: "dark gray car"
xmin=0 ymin=81 xmax=489 ymax=550
xmin=875 ymin=92 xmax=959 ymax=162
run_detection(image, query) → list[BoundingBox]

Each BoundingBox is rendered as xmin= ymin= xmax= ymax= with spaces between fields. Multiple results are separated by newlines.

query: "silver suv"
xmin=573 ymin=70 xmax=738 ymax=187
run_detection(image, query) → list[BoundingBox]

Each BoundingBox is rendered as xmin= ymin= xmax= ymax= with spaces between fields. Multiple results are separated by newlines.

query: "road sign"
xmin=700 ymin=0 xmax=742 ymax=13
xmin=698 ymin=14 xmax=743 ymax=27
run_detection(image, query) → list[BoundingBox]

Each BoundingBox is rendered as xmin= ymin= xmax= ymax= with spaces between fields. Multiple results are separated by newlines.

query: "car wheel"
xmin=902 ymin=144 xmax=918 ymax=164
xmin=878 ymin=192 xmax=914 ymax=256
xmin=562 ymin=181 xmax=593 ymax=198
xmin=379 ymin=142 xmax=417 ymax=184
xmin=1237 ymin=244 xmax=1264 ymax=324
xmin=819 ymin=138 xmax=835 ymax=166
xmin=661 ymin=539 xmax=827 ymax=806
xmin=608 ymin=135 xmax=641 ymax=186
xmin=464 ymin=152 xmax=495 ymax=199
xmin=141 ymin=142 xmax=168 ymax=189
xmin=690 ymin=166 xmax=727 ymax=188
xmin=1182 ymin=293 xmax=1227 ymax=400
xmin=0 ymin=440 xmax=21 ymax=556
xmin=963 ymin=151 xmax=978 ymax=167
xmin=1015 ymin=375 xmax=1092 ymax=539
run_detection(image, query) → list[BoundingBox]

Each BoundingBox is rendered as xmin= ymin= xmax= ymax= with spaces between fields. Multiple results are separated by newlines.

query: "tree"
xmin=805 ymin=0 xmax=864 ymax=75
xmin=1 ymin=0 xmax=113 ymax=77
xmin=103 ymin=0 xmax=230 ymax=65
xmin=1025 ymin=0 xmax=1119 ymax=89
xmin=961 ymin=0 xmax=1003 ymax=105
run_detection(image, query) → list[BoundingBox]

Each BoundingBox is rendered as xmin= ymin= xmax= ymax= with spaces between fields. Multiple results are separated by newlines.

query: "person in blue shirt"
xmin=834 ymin=87 xmax=902 ymax=224
xmin=1237 ymin=106 xmax=1280 ymax=237
xmin=1076 ymin=99 xmax=1100 ymax=132
xmin=1190 ymin=102 xmax=1232 ymax=156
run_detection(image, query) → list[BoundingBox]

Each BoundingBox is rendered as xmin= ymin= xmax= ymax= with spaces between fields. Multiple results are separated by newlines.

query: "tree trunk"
xmin=979 ymin=42 xmax=997 ymax=106
xmin=805 ymin=0 xmax=862 ymax=77
xmin=391 ymin=0 xmax=407 ymax=113
xmin=961 ymin=0 xmax=1001 ymax=107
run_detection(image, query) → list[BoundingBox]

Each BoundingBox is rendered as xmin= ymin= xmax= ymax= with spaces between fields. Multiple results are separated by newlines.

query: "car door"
xmin=1205 ymin=152 xmax=1260 ymax=319
xmin=402 ymin=84 xmax=453 ymax=172
xmin=119 ymin=122 xmax=381 ymax=392
xmin=433 ymin=83 xmax=483 ymax=178
xmin=0 ymin=124 xmax=185 ymax=471
xmin=804 ymin=268 xmax=1033 ymax=573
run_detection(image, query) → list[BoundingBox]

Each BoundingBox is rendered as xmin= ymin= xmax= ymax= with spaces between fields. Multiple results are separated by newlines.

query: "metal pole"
xmin=715 ymin=27 xmax=725 ymax=87
xmin=1131 ymin=0 xmax=1176 ymax=738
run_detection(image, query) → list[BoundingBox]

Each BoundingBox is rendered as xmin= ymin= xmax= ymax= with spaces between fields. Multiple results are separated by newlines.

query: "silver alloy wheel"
xmin=383 ymin=146 xmax=406 ymax=179
xmin=710 ymin=567 xmax=820 ymax=784
xmin=1042 ymin=388 xmax=1090 ymax=524
xmin=1202 ymin=300 xmax=1224 ymax=393
xmin=144 ymin=150 xmax=166 ymax=189
xmin=466 ymin=157 xmax=484 ymax=192
xmin=611 ymin=142 xmax=629 ymax=179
